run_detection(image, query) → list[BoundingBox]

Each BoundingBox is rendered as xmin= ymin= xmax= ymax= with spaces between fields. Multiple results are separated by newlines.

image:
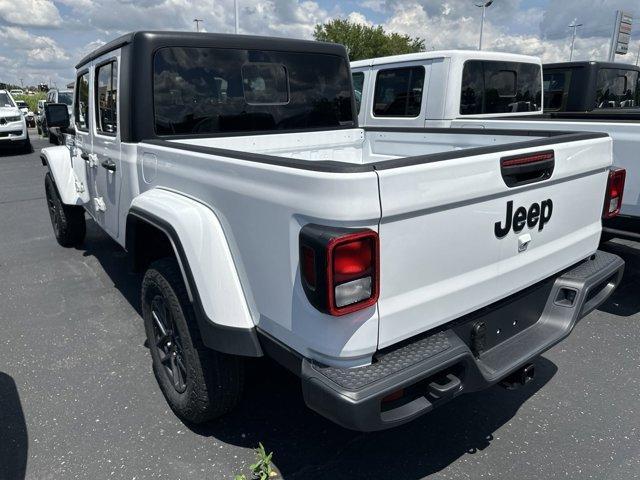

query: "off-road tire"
xmin=44 ymin=172 xmax=86 ymax=247
xmin=22 ymin=135 xmax=33 ymax=154
xmin=141 ymin=258 xmax=244 ymax=424
xmin=48 ymin=130 xmax=58 ymax=145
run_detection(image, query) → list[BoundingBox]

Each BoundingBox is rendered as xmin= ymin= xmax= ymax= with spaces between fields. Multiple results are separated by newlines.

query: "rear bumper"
xmin=266 ymin=250 xmax=624 ymax=431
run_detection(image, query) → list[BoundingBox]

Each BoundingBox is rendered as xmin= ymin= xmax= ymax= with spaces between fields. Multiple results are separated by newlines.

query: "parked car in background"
xmin=9 ymin=89 xmax=24 ymax=96
xmin=543 ymin=61 xmax=640 ymax=111
xmin=41 ymin=32 xmax=624 ymax=431
xmin=43 ymin=88 xmax=74 ymax=144
xmin=15 ymin=100 xmax=35 ymax=128
xmin=351 ymin=52 xmax=638 ymax=241
xmin=0 ymin=90 xmax=32 ymax=153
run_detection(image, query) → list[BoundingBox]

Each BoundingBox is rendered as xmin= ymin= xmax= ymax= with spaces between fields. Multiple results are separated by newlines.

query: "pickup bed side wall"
xmin=134 ymin=143 xmax=382 ymax=367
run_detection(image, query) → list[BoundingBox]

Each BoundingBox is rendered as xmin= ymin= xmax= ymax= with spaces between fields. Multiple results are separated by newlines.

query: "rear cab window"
xmin=595 ymin=68 xmax=640 ymax=109
xmin=460 ymin=60 xmax=541 ymax=115
xmin=152 ymin=47 xmax=355 ymax=135
xmin=373 ymin=67 xmax=424 ymax=117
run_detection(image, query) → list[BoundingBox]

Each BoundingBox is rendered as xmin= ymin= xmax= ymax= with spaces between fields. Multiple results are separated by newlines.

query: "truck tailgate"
xmin=375 ymin=135 xmax=612 ymax=349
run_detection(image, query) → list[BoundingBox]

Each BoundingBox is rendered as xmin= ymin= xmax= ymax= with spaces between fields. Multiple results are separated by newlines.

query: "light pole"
xmin=474 ymin=1 xmax=493 ymax=50
xmin=568 ymin=19 xmax=582 ymax=61
xmin=234 ymin=0 xmax=239 ymax=34
xmin=193 ymin=18 xmax=203 ymax=32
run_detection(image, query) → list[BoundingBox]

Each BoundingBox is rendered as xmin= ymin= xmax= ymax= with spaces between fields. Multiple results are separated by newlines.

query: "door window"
xmin=75 ymin=72 xmax=90 ymax=131
xmin=373 ymin=67 xmax=424 ymax=117
xmin=95 ymin=61 xmax=118 ymax=135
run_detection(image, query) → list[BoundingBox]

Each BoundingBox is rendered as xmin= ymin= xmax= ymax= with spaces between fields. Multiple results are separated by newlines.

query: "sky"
xmin=0 ymin=0 xmax=638 ymax=87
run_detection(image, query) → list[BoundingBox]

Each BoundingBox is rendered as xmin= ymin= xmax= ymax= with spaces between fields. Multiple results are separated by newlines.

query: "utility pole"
xmin=234 ymin=0 xmax=239 ymax=34
xmin=474 ymin=1 xmax=493 ymax=50
xmin=20 ymin=78 xmax=23 ymax=88
xmin=636 ymin=44 xmax=640 ymax=65
xmin=193 ymin=18 xmax=203 ymax=32
xmin=568 ymin=19 xmax=582 ymax=61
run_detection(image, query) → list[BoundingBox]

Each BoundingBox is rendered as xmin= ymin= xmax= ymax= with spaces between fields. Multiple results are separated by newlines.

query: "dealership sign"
xmin=614 ymin=10 xmax=633 ymax=55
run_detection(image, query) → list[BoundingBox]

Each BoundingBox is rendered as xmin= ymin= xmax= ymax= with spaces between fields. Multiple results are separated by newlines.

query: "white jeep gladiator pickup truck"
xmin=41 ymin=32 xmax=624 ymax=431
xmin=352 ymin=51 xmax=636 ymax=240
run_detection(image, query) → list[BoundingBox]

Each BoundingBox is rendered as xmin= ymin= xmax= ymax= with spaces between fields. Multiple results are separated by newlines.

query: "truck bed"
xmin=169 ymin=127 xmax=581 ymax=166
xmin=139 ymin=127 xmax=611 ymax=362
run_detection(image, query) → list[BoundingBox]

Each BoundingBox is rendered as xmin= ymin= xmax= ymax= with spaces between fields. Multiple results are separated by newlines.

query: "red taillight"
xmin=603 ymin=168 xmax=626 ymax=219
xmin=333 ymin=239 xmax=373 ymax=281
xmin=299 ymin=226 xmax=379 ymax=316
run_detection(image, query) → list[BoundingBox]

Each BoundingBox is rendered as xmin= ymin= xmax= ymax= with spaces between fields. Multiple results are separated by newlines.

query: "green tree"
xmin=313 ymin=19 xmax=425 ymax=61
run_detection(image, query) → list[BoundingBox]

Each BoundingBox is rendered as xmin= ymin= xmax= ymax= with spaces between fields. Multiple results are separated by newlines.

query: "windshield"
xmin=153 ymin=47 xmax=355 ymax=136
xmin=0 ymin=93 xmax=15 ymax=108
xmin=58 ymin=92 xmax=73 ymax=106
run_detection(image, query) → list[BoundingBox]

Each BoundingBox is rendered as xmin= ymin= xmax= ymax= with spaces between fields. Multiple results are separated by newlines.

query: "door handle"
xmin=101 ymin=159 xmax=116 ymax=172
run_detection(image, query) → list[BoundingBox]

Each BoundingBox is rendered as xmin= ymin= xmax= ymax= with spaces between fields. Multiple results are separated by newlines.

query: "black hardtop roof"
xmin=75 ymin=30 xmax=347 ymax=69
xmin=543 ymin=61 xmax=640 ymax=71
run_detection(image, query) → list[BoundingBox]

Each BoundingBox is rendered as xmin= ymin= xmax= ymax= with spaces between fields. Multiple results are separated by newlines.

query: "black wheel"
xmin=48 ymin=130 xmax=58 ymax=145
xmin=44 ymin=173 xmax=86 ymax=247
xmin=22 ymin=135 xmax=33 ymax=154
xmin=142 ymin=258 xmax=244 ymax=423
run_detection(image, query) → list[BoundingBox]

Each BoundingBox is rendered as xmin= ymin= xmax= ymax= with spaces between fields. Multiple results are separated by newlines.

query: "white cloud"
xmin=381 ymin=1 xmax=637 ymax=64
xmin=2 ymin=0 xmax=639 ymax=88
xmin=0 ymin=26 xmax=68 ymax=61
xmin=360 ymin=0 xmax=387 ymax=13
xmin=0 ymin=0 xmax=62 ymax=27
xmin=347 ymin=11 xmax=373 ymax=27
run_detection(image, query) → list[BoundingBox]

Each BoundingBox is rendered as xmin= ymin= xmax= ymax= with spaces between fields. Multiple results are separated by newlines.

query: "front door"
xmin=92 ymin=56 xmax=122 ymax=238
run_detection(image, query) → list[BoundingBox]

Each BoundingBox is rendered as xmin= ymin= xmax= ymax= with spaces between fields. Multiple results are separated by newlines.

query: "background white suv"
xmin=0 ymin=90 xmax=31 ymax=153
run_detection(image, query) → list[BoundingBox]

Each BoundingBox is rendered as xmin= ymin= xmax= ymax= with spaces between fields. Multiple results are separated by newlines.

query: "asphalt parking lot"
xmin=1 ymin=131 xmax=640 ymax=480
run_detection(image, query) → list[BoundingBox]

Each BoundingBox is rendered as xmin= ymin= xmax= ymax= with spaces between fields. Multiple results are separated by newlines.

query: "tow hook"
xmin=500 ymin=363 xmax=535 ymax=390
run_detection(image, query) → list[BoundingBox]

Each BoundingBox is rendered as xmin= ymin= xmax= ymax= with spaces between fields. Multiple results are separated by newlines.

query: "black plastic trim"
xmin=141 ymin=129 xmax=607 ymax=174
xmin=127 ymin=208 xmax=263 ymax=357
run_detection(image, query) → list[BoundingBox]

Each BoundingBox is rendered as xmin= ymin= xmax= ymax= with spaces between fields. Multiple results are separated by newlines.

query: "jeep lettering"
xmin=495 ymin=199 xmax=553 ymax=238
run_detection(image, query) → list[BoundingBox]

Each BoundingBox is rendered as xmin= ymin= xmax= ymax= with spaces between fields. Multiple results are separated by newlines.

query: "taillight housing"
xmin=299 ymin=224 xmax=379 ymax=316
xmin=603 ymin=167 xmax=626 ymax=219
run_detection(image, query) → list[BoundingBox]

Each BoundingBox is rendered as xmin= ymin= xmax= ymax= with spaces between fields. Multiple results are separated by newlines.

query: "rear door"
xmin=71 ymin=69 xmax=92 ymax=206
xmin=374 ymin=135 xmax=611 ymax=348
xmin=91 ymin=55 xmax=122 ymax=238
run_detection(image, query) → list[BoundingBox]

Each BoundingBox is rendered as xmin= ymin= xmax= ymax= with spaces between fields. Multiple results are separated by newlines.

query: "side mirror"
xmin=44 ymin=103 xmax=70 ymax=129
